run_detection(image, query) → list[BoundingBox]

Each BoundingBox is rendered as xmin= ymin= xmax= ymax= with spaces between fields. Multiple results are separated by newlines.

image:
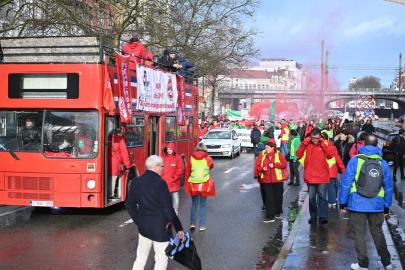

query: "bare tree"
xmin=349 ymin=75 xmax=382 ymax=90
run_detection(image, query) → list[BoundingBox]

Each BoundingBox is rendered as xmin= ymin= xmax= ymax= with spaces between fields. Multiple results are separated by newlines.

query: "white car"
xmin=201 ymin=129 xmax=241 ymax=158
xmin=326 ymin=110 xmax=344 ymax=119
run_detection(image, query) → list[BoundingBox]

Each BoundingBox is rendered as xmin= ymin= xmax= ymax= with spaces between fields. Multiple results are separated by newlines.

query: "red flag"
xmin=176 ymin=75 xmax=186 ymax=126
xmin=115 ymin=52 xmax=133 ymax=124
xmin=103 ymin=57 xmax=116 ymax=116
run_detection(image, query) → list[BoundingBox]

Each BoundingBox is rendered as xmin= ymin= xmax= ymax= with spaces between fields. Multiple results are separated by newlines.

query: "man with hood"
xmin=122 ymin=33 xmax=148 ymax=70
xmin=339 ymin=135 xmax=393 ymax=270
xmin=161 ymin=143 xmax=185 ymax=215
xmin=278 ymin=123 xmax=290 ymax=156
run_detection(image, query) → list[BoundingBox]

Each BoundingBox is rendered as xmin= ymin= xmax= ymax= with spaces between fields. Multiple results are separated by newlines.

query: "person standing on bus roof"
xmin=160 ymin=49 xmax=181 ymax=72
xmin=108 ymin=128 xmax=131 ymax=199
xmin=122 ymin=33 xmax=148 ymax=70
xmin=161 ymin=143 xmax=185 ymax=215
xmin=126 ymin=155 xmax=184 ymax=270
xmin=21 ymin=116 xmax=41 ymax=145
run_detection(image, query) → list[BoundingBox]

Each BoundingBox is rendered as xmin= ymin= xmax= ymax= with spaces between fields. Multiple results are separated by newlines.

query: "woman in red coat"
xmin=161 ymin=142 xmax=185 ymax=215
xmin=108 ymin=128 xmax=131 ymax=200
xmin=254 ymin=139 xmax=287 ymax=223
xmin=184 ymin=143 xmax=215 ymax=231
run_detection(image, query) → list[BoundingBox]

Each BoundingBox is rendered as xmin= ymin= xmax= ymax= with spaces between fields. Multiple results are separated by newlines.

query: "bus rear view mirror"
xmin=106 ymin=117 xmax=116 ymax=136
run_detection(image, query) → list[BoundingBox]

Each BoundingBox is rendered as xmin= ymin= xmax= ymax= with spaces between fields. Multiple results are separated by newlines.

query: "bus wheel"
xmin=180 ymin=157 xmax=186 ymax=187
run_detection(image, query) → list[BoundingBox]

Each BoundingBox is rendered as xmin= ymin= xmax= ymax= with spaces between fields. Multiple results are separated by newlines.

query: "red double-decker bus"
xmin=0 ymin=36 xmax=200 ymax=208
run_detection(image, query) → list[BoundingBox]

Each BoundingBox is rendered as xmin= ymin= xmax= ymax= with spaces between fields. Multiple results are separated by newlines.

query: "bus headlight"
xmin=87 ymin=180 xmax=96 ymax=190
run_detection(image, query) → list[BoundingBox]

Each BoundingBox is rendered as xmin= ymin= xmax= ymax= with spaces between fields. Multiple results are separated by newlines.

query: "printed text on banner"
xmin=115 ymin=52 xmax=133 ymax=123
xmin=176 ymin=75 xmax=186 ymax=126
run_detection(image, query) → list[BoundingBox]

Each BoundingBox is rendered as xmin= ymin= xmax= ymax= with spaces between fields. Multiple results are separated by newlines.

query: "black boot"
xmin=294 ymin=182 xmax=300 ymax=186
xmin=287 ymin=181 xmax=294 ymax=186
xmin=393 ymin=175 xmax=398 ymax=182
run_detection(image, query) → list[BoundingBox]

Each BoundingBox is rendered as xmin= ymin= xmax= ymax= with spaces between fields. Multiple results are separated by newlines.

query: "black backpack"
xmin=355 ymin=155 xmax=384 ymax=198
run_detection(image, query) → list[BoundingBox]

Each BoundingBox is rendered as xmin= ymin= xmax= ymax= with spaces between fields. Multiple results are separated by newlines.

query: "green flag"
xmin=269 ymin=101 xmax=276 ymax=121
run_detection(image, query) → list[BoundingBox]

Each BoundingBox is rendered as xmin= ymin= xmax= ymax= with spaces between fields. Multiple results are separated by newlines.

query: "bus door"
xmin=148 ymin=116 xmax=160 ymax=156
xmin=104 ymin=116 xmax=119 ymax=205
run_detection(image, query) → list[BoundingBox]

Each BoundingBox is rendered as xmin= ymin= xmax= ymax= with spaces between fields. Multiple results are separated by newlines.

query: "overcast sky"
xmin=249 ymin=0 xmax=405 ymax=89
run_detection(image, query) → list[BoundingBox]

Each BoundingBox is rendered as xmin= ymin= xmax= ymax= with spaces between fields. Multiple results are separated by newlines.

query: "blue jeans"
xmin=328 ymin=178 xmax=339 ymax=204
xmin=308 ymin=183 xmax=329 ymax=219
xmin=191 ymin=195 xmax=207 ymax=227
xmin=281 ymin=143 xmax=288 ymax=156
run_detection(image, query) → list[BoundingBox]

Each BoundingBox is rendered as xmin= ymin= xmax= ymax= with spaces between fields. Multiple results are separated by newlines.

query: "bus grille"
xmin=8 ymin=176 xmax=54 ymax=191
xmin=8 ymin=192 xmax=54 ymax=200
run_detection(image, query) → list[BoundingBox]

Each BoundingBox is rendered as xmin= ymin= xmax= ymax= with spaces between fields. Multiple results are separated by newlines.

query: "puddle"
xmin=255 ymin=189 xmax=306 ymax=269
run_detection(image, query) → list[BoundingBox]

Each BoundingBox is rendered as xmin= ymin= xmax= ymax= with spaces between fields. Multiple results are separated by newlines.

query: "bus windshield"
xmin=0 ymin=110 xmax=99 ymax=158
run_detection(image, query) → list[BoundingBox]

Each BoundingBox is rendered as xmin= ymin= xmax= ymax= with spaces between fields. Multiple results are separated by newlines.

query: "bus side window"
xmin=165 ymin=116 xmax=176 ymax=142
xmin=125 ymin=116 xmax=145 ymax=147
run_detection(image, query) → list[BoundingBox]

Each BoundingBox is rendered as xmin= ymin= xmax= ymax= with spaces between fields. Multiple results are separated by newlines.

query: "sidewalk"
xmin=272 ymin=188 xmax=403 ymax=270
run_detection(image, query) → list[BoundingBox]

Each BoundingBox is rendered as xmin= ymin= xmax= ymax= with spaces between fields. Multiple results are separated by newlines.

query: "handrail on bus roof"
xmin=0 ymin=35 xmax=198 ymax=86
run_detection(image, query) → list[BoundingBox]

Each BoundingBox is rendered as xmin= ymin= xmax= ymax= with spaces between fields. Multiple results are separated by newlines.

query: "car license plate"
xmin=30 ymin=201 xmax=54 ymax=207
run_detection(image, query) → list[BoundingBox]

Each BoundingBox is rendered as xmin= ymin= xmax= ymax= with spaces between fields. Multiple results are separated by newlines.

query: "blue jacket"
xmin=126 ymin=170 xmax=183 ymax=242
xmin=178 ymin=56 xmax=195 ymax=77
xmin=338 ymin=145 xmax=393 ymax=213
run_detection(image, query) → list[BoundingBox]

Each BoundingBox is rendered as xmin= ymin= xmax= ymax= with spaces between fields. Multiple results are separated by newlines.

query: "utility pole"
xmin=326 ymin=50 xmax=329 ymax=92
xmin=398 ymin=53 xmax=402 ymax=91
xmin=320 ymin=40 xmax=325 ymax=115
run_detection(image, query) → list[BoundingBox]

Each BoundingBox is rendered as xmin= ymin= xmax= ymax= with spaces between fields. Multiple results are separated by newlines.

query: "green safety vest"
xmin=349 ymin=154 xmax=385 ymax=197
xmin=290 ymin=137 xmax=299 ymax=158
xmin=289 ymin=123 xmax=297 ymax=130
xmin=298 ymin=141 xmax=335 ymax=168
xmin=189 ymin=157 xmax=210 ymax=183
xmin=281 ymin=128 xmax=290 ymax=141
xmin=260 ymin=150 xmax=283 ymax=181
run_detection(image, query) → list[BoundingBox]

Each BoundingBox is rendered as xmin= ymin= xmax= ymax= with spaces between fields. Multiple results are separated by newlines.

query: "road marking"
xmin=283 ymin=186 xmax=290 ymax=196
xmin=0 ymin=206 xmax=32 ymax=218
xmin=118 ymin=219 xmax=133 ymax=228
xmin=224 ymin=167 xmax=236 ymax=173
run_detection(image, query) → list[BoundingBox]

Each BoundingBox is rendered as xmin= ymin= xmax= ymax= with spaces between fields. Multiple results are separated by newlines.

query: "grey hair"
xmin=145 ymin=155 xmax=163 ymax=170
xmin=264 ymin=123 xmax=270 ymax=130
xmin=195 ymin=142 xmax=207 ymax=152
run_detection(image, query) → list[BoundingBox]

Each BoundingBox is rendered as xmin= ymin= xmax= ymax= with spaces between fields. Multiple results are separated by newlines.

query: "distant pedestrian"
xmin=334 ymin=129 xmax=355 ymax=183
xmin=263 ymin=122 xmax=275 ymax=139
xmin=339 ymin=135 xmax=393 ymax=270
xmin=250 ymin=124 xmax=261 ymax=157
xmin=184 ymin=143 xmax=215 ymax=231
xmin=254 ymin=139 xmax=288 ymax=223
xmin=161 ymin=143 xmax=185 ymax=215
xmin=127 ymin=155 xmax=185 ymax=270
xmin=296 ymin=128 xmax=334 ymax=225
xmin=322 ymin=133 xmax=345 ymax=206
xmin=349 ymin=132 xmax=369 ymax=158
xmin=278 ymin=123 xmax=290 ymax=156
xmin=296 ymin=121 xmax=306 ymax=140
xmin=287 ymin=129 xmax=301 ymax=186
xmin=361 ymin=120 xmax=375 ymax=134
xmin=389 ymin=128 xmax=405 ymax=181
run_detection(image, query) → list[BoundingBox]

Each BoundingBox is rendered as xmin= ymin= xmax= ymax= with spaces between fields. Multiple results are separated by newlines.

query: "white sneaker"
xmin=385 ymin=264 xmax=393 ymax=270
xmin=351 ymin=263 xmax=368 ymax=270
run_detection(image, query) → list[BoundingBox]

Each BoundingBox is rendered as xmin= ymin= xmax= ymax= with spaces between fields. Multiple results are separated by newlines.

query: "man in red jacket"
xmin=161 ymin=143 xmax=185 ymax=215
xmin=296 ymin=128 xmax=334 ymax=225
xmin=122 ymin=33 xmax=148 ymax=70
xmin=108 ymin=128 xmax=131 ymax=200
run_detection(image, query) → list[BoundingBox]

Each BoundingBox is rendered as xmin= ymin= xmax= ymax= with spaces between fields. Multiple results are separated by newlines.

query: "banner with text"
xmin=136 ymin=64 xmax=177 ymax=113
xmin=177 ymin=75 xmax=186 ymax=126
xmin=115 ymin=53 xmax=133 ymax=123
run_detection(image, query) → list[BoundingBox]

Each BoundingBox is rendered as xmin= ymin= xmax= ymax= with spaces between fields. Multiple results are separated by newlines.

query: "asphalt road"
xmin=0 ymin=153 xmax=306 ymax=270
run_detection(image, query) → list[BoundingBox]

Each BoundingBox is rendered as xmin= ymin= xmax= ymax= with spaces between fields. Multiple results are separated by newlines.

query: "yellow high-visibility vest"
xmin=298 ymin=141 xmax=335 ymax=168
xmin=349 ymin=154 xmax=384 ymax=197
xmin=260 ymin=150 xmax=283 ymax=181
xmin=281 ymin=128 xmax=289 ymax=141
xmin=189 ymin=157 xmax=210 ymax=183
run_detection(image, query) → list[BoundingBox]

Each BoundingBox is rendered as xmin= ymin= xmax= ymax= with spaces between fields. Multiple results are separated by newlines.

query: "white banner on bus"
xmin=136 ymin=65 xmax=178 ymax=113
xmin=235 ymin=129 xmax=281 ymax=148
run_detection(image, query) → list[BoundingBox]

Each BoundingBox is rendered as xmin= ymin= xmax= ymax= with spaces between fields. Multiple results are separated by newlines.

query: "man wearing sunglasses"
xmin=296 ymin=128 xmax=334 ymax=226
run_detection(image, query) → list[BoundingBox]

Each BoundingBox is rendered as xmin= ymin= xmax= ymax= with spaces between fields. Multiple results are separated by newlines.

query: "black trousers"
xmin=393 ymin=153 xmax=404 ymax=177
xmin=252 ymin=143 xmax=258 ymax=156
xmin=264 ymin=182 xmax=284 ymax=218
xmin=289 ymin=160 xmax=300 ymax=183
xmin=260 ymin=183 xmax=266 ymax=206
xmin=350 ymin=211 xmax=391 ymax=268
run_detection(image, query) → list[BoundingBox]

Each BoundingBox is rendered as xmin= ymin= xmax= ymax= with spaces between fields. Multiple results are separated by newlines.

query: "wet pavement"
xmin=0 ymin=153 xmax=308 ymax=270
xmin=272 ymin=189 xmax=403 ymax=270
